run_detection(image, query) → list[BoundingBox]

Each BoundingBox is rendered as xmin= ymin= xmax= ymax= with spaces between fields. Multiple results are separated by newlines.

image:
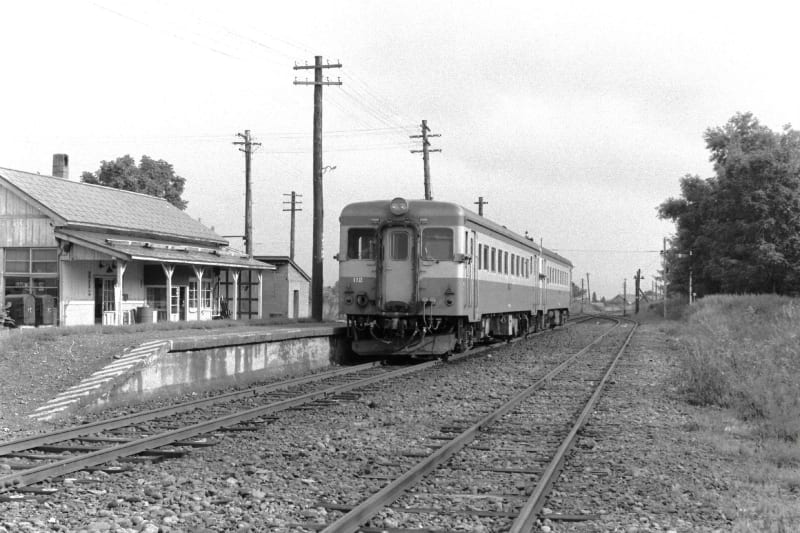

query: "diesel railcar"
xmin=337 ymin=198 xmax=572 ymax=357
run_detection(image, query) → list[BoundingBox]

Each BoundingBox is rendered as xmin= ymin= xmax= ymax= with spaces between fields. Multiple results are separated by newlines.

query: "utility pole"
xmin=282 ymin=191 xmax=303 ymax=261
xmin=580 ymin=278 xmax=584 ymax=313
xmin=294 ymin=56 xmax=342 ymax=321
xmin=410 ymin=120 xmax=441 ymax=200
xmin=623 ymin=278 xmax=627 ymax=316
xmin=233 ymin=130 xmax=261 ymax=257
xmin=688 ymin=249 xmax=693 ymax=305
xmin=474 ymin=196 xmax=488 ymax=216
xmin=586 ymin=273 xmax=591 ymax=304
xmin=634 ymin=269 xmax=643 ymax=314
xmin=662 ymin=237 xmax=668 ymax=318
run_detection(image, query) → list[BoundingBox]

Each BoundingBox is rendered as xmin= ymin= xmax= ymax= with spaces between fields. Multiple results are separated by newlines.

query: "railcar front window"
xmin=422 ymin=228 xmax=453 ymax=260
xmin=347 ymin=228 xmax=376 ymax=260
xmin=391 ymin=232 xmax=409 ymax=260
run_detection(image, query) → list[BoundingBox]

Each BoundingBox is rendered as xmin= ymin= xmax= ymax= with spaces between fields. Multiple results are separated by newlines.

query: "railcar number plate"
xmin=352 ymin=276 xmax=364 ymax=283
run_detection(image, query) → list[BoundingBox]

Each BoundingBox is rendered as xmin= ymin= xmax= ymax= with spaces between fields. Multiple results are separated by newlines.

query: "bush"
xmin=675 ymin=295 xmax=800 ymax=441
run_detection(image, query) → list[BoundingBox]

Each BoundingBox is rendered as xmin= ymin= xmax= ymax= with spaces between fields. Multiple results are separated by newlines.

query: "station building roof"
xmin=58 ymin=229 xmax=273 ymax=270
xmin=0 ymin=166 xmax=224 ymax=245
xmin=0 ymin=166 xmax=271 ymax=270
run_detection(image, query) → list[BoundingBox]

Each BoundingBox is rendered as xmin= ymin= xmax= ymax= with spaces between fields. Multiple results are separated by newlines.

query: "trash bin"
xmin=6 ymin=294 xmax=35 ymax=326
xmin=36 ymin=295 xmax=56 ymax=325
xmin=138 ymin=306 xmax=154 ymax=324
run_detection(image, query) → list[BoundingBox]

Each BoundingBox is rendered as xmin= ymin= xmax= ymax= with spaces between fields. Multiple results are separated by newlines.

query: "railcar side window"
xmin=347 ymin=228 xmax=376 ymax=260
xmin=422 ymin=228 xmax=453 ymax=260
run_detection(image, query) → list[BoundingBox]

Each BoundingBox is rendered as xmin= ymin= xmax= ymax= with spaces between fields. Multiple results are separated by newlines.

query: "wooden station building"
xmin=0 ymin=156 xmax=273 ymax=327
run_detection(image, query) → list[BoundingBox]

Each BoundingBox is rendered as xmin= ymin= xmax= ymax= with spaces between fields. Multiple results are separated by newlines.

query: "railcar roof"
xmin=340 ymin=199 xmax=573 ymax=268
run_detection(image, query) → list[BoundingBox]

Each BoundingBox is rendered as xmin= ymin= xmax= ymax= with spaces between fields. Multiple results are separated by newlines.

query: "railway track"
xmin=296 ymin=316 xmax=636 ymax=532
xmin=0 ymin=318 xmax=588 ymax=498
xmin=0 ymin=362 xmax=428 ymax=496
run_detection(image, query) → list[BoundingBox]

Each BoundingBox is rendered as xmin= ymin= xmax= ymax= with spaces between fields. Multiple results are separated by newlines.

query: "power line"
xmin=89 ymin=2 xmax=422 ymax=156
xmin=89 ymin=1 xmax=240 ymax=59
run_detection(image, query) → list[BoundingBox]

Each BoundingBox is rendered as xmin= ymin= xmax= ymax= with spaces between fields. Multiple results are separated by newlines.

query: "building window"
xmin=170 ymin=286 xmax=180 ymax=315
xmin=219 ymin=269 xmax=260 ymax=319
xmin=146 ymin=287 xmax=167 ymax=318
xmin=188 ymin=281 xmax=198 ymax=309
xmin=101 ymin=278 xmax=115 ymax=312
xmin=3 ymin=247 xmax=59 ymax=326
xmin=202 ymin=280 xmax=212 ymax=308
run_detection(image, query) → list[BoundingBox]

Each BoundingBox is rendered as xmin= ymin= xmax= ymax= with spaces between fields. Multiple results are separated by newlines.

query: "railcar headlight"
xmin=389 ymin=197 xmax=409 ymax=216
xmin=356 ymin=293 xmax=369 ymax=307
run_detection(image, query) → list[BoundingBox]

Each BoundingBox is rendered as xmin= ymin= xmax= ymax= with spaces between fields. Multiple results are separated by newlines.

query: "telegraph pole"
xmin=282 ymin=191 xmax=303 ymax=261
xmin=586 ymin=273 xmax=591 ymax=304
xmin=410 ymin=120 xmax=441 ymax=200
xmin=293 ymin=56 xmax=342 ymax=321
xmin=634 ymin=268 xmax=643 ymax=314
xmin=688 ymin=250 xmax=693 ymax=305
xmin=233 ymin=130 xmax=261 ymax=257
xmin=623 ymin=278 xmax=627 ymax=316
xmin=474 ymin=196 xmax=488 ymax=216
xmin=662 ymin=237 xmax=668 ymax=318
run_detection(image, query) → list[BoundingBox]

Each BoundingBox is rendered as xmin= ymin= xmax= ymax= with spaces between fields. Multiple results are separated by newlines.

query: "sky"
xmin=3 ymin=0 xmax=800 ymax=299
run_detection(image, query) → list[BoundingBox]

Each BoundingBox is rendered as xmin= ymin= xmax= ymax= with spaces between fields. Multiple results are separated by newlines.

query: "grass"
xmin=673 ymin=294 xmax=800 ymax=442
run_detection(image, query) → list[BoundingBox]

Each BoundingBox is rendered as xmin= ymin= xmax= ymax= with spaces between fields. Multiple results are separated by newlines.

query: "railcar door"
xmin=468 ymin=230 xmax=477 ymax=320
xmin=381 ymin=228 xmax=414 ymax=306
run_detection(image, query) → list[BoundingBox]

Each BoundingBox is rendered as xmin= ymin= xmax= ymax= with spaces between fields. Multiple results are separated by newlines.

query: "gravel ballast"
xmin=1 ymin=322 xmax=798 ymax=532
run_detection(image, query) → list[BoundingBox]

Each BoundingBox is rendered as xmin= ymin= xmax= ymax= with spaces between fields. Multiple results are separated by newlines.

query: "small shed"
xmin=255 ymin=255 xmax=310 ymax=319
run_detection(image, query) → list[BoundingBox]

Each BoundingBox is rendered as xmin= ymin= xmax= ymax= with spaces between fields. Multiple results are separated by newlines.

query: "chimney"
xmin=52 ymin=154 xmax=69 ymax=179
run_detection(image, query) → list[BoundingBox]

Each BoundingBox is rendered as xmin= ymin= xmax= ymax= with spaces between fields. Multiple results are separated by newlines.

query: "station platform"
xmin=29 ymin=322 xmax=348 ymax=422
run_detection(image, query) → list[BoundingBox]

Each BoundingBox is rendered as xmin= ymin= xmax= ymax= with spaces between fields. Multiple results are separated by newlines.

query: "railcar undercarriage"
xmin=348 ymin=314 xmax=461 ymax=358
xmin=347 ymin=309 xmax=565 ymax=359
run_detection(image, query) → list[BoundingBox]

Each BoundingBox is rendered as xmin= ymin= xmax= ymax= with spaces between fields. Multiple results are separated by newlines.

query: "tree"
xmin=322 ymin=282 xmax=340 ymax=321
xmin=571 ymin=281 xmax=586 ymax=300
xmin=82 ymin=155 xmax=188 ymax=210
xmin=592 ymin=291 xmax=597 ymax=303
xmin=659 ymin=113 xmax=800 ymax=295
